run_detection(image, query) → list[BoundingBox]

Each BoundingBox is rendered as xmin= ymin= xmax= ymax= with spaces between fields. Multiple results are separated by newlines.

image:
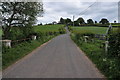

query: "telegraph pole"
xmin=117 ymin=1 xmax=120 ymax=29
xmin=73 ymin=15 xmax=75 ymax=27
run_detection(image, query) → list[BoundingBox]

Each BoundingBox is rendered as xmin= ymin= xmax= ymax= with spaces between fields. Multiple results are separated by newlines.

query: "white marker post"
xmin=84 ymin=36 xmax=89 ymax=42
xmin=2 ymin=40 xmax=11 ymax=48
xmin=32 ymin=35 xmax=37 ymax=40
xmin=105 ymin=41 xmax=109 ymax=53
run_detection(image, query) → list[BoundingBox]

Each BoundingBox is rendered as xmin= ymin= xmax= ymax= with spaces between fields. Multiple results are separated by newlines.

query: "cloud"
xmin=37 ymin=1 xmax=118 ymax=24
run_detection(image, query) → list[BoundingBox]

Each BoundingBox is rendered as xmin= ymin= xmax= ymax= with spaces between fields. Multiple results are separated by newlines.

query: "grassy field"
xmin=34 ymin=24 xmax=65 ymax=32
xmin=71 ymin=26 xmax=117 ymax=34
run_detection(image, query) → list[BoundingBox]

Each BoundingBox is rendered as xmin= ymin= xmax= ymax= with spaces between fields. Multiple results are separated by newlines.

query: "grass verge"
xmin=71 ymin=33 xmax=120 ymax=79
xmin=2 ymin=35 xmax=55 ymax=70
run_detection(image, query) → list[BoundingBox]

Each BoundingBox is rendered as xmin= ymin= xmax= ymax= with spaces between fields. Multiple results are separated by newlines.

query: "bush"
xmin=58 ymin=27 xmax=66 ymax=34
xmin=108 ymin=28 xmax=120 ymax=58
xmin=71 ymin=34 xmax=120 ymax=79
xmin=5 ymin=27 xmax=34 ymax=40
xmin=72 ymin=31 xmax=95 ymax=40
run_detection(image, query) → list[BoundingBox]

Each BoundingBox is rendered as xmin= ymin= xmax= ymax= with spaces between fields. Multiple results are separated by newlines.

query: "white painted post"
xmin=105 ymin=41 xmax=109 ymax=53
xmin=32 ymin=35 xmax=37 ymax=40
xmin=84 ymin=36 xmax=89 ymax=42
xmin=2 ymin=40 xmax=11 ymax=48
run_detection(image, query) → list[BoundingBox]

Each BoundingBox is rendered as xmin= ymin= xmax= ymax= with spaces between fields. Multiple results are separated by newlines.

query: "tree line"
xmin=58 ymin=17 xmax=114 ymax=26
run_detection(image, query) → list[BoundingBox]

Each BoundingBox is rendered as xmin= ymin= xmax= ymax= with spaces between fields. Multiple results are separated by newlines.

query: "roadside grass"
xmin=71 ymin=33 xmax=120 ymax=79
xmin=71 ymin=26 xmax=117 ymax=34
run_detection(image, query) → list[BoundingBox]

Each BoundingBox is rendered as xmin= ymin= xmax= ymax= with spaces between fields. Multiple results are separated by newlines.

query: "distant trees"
xmin=59 ymin=18 xmax=65 ymax=24
xmin=65 ymin=18 xmax=72 ymax=25
xmin=77 ymin=17 xmax=85 ymax=25
xmin=114 ymin=21 xmax=116 ymax=23
xmin=38 ymin=23 xmax=42 ymax=26
xmin=1 ymin=2 xmax=44 ymax=39
xmin=59 ymin=17 xmax=72 ymax=25
xmin=87 ymin=19 xmax=94 ymax=24
xmin=95 ymin=21 xmax=97 ymax=24
xmin=99 ymin=18 xmax=109 ymax=24
xmin=59 ymin=17 xmax=112 ymax=27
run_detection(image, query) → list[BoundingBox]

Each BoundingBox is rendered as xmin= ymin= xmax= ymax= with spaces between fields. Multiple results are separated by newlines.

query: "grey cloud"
xmin=37 ymin=1 xmax=118 ymax=24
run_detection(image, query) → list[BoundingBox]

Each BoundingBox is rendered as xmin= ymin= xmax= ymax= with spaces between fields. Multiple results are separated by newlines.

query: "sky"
xmin=37 ymin=1 xmax=119 ymax=24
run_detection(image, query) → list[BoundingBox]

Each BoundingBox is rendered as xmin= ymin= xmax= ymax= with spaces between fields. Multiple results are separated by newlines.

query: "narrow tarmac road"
xmin=3 ymin=28 xmax=104 ymax=78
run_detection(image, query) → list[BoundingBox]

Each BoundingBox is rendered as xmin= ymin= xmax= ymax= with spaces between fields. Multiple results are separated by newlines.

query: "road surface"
xmin=3 ymin=28 xmax=104 ymax=78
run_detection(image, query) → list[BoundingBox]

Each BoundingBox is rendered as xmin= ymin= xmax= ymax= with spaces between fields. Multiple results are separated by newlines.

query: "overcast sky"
xmin=37 ymin=1 xmax=118 ymax=24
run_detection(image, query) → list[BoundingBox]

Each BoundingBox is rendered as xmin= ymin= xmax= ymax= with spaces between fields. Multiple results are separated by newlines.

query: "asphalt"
xmin=3 ymin=28 xmax=104 ymax=78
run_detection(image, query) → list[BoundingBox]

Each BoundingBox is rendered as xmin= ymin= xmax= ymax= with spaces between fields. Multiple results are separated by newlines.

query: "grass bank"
xmin=71 ymin=33 xmax=120 ymax=79
xmin=2 ymin=35 xmax=55 ymax=69
xmin=2 ymin=24 xmax=66 ymax=69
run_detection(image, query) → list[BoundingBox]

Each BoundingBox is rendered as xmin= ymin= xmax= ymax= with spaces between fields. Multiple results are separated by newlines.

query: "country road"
xmin=3 ymin=28 xmax=104 ymax=78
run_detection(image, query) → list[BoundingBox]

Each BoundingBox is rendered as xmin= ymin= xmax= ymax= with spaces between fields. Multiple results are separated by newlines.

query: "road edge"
xmin=2 ymin=38 xmax=52 ymax=75
xmin=70 ymin=37 xmax=106 ymax=79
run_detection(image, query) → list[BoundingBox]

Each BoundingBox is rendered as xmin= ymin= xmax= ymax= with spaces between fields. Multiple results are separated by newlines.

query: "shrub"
xmin=108 ymin=28 xmax=120 ymax=58
xmin=5 ymin=27 xmax=34 ymax=40
xmin=72 ymin=31 xmax=95 ymax=40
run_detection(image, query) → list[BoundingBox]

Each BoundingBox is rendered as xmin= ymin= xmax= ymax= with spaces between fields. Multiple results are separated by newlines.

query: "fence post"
xmin=84 ymin=36 xmax=89 ymax=42
xmin=32 ymin=35 xmax=37 ymax=40
xmin=2 ymin=40 xmax=11 ymax=48
xmin=105 ymin=41 xmax=109 ymax=53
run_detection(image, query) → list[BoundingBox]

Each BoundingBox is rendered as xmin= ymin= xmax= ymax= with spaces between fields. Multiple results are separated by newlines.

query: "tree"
xmin=65 ymin=18 xmax=72 ymax=25
xmin=99 ymin=18 xmax=109 ymax=24
xmin=52 ymin=21 xmax=57 ymax=24
xmin=114 ymin=20 xmax=116 ymax=23
xmin=87 ymin=19 xmax=94 ymax=24
xmin=38 ymin=23 xmax=42 ymax=26
xmin=77 ymin=17 xmax=85 ymax=25
xmin=1 ymin=2 xmax=44 ymax=39
xmin=74 ymin=21 xmax=79 ymax=26
xmin=95 ymin=21 xmax=97 ymax=24
xmin=59 ymin=17 xmax=65 ymax=24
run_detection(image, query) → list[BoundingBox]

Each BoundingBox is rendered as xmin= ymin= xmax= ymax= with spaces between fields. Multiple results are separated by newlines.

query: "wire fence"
xmin=11 ymin=37 xmax=32 ymax=46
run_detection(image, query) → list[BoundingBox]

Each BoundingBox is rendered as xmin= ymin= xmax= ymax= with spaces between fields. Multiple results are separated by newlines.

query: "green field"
xmin=34 ymin=24 xmax=64 ymax=32
xmin=71 ymin=26 xmax=117 ymax=34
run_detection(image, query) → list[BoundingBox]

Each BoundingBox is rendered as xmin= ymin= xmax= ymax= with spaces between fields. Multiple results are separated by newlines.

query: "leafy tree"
xmin=99 ymin=18 xmax=109 ymax=24
xmin=1 ymin=2 xmax=43 ymax=39
xmin=87 ymin=19 xmax=94 ymax=24
xmin=114 ymin=20 xmax=116 ymax=23
xmin=77 ymin=17 xmax=85 ymax=25
xmin=59 ymin=17 xmax=65 ymax=24
xmin=38 ymin=23 xmax=42 ymax=26
xmin=65 ymin=18 xmax=72 ymax=25
xmin=74 ymin=21 xmax=79 ymax=26
xmin=95 ymin=21 xmax=97 ymax=23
